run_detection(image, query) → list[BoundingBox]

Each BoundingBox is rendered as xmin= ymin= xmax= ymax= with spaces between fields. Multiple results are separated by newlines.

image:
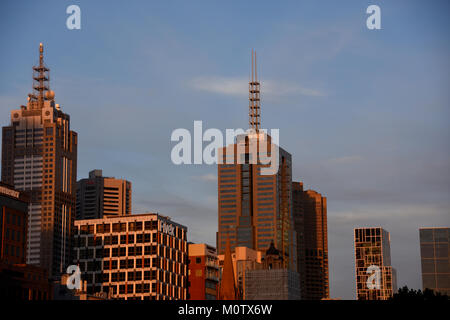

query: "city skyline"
xmin=1 ymin=1 xmax=449 ymax=299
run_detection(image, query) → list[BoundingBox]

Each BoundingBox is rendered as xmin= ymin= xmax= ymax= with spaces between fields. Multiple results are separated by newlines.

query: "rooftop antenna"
xmin=29 ymin=43 xmax=51 ymax=109
xmin=249 ymin=49 xmax=261 ymax=132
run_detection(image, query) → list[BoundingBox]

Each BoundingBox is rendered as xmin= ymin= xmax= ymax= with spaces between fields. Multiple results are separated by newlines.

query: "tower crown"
xmin=28 ymin=42 xmax=52 ymax=109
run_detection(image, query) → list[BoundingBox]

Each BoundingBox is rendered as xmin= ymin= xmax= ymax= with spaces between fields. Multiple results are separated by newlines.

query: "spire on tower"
xmin=28 ymin=42 xmax=51 ymax=109
xmin=249 ymin=49 xmax=261 ymax=131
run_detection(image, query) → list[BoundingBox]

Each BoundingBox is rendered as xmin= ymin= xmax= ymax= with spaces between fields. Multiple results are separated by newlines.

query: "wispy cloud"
xmin=189 ymin=76 xmax=325 ymax=97
xmin=191 ymin=173 xmax=217 ymax=182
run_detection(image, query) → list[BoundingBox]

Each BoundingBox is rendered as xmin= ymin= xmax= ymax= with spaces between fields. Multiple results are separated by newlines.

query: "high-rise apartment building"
xmin=292 ymin=181 xmax=329 ymax=299
xmin=419 ymin=227 xmax=449 ymax=295
xmin=76 ymin=169 xmax=131 ymax=220
xmin=216 ymin=51 xmax=296 ymax=271
xmin=1 ymin=44 xmax=77 ymax=278
xmin=354 ymin=227 xmax=397 ymax=300
xmin=73 ymin=213 xmax=188 ymax=300
xmin=188 ymin=243 xmax=219 ymax=300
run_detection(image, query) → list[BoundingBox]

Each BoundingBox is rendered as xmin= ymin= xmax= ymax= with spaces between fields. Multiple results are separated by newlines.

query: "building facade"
xmin=419 ymin=227 xmax=450 ymax=295
xmin=292 ymin=181 xmax=329 ymax=299
xmin=216 ymin=52 xmax=296 ymax=272
xmin=1 ymin=43 xmax=77 ymax=279
xmin=354 ymin=227 xmax=397 ymax=300
xmin=76 ymin=169 xmax=132 ymax=220
xmin=188 ymin=243 xmax=219 ymax=300
xmin=0 ymin=183 xmax=29 ymax=264
xmin=244 ymin=242 xmax=300 ymax=300
xmin=218 ymin=245 xmax=262 ymax=297
xmin=73 ymin=213 xmax=188 ymax=300
xmin=0 ymin=183 xmax=53 ymax=300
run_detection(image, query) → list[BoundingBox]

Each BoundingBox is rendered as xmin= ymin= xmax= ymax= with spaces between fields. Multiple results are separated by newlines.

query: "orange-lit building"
xmin=76 ymin=169 xmax=132 ymax=220
xmin=354 ymin=227 xmax=397 ymax=300
xmin=73 ymin=213 xmax=188 ymax=300
xmin=216 ymin=52 xmax=296 ymax=272
xmin=188 ymin=243 xmax=219 ymax=300
xmin=218 ymin=245 xmax=262 ymax=297
xmin=1 ymin=43 xmax=77 ymax=279
xmin=292 ymin=181 xmax=329 ymax=300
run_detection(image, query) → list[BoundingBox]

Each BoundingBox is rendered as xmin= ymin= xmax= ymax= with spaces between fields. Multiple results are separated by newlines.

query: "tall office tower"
xmin=354 ymin=227 xmax=397 ymax=300
xmin=188 ymin=243 xmax=219 ymax=300
xmin=292 ymin=181 xmax=329 ymax=299
xmin=216 ymin=51 xmax=296 ymax=271
xmin=1 ymin=44 xmax=77 ymax=279
xmin=419 ymin=227 xmax=450 ymax=295
xmin=76 ymin=169 xmax=132 ymax=220
xmin=73 ymin=213 xmax=188 ymax=300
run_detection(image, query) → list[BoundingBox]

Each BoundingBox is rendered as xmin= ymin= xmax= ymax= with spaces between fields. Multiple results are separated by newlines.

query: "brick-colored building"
xmin=292 ymin=181 xmax=329 ymax=300
xmin=188 ymin=243 xmax=219 ymax=300
xmin=73 ymin=213 xmax=188 ymax=300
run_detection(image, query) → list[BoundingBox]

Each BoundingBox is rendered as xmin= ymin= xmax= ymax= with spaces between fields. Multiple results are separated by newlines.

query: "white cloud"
xmin=191 ymin=173 xmax=217 ymax=182
xmin=189 ymin=76 xmax=324 ymax=97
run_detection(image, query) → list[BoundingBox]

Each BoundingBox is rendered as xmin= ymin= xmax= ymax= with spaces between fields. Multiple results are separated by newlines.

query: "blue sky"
xmin=1 ymin=0 xmax=449 ymax=299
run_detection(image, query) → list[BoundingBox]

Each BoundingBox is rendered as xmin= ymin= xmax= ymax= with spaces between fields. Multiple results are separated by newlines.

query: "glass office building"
xmin=419 ymin=227 xmax=450 ymax=295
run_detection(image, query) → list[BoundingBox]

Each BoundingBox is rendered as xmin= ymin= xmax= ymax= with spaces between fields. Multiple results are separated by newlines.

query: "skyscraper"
xmin=1 ymin=43 xmax=77 ymax=279
xmin=76 ymin=169 xmax=132 ymax=220
xmin=419 ymin=227 xmax=450 ymax=295
xmin=354 ymin=227 xmax=397 ymax=300
xmin=216 ymin=51 xmax=296 ymax=271
xmin=292 ymin=181 xmax=329 ymax=299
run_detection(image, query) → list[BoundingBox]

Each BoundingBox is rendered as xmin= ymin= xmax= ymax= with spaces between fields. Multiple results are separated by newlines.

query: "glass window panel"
xmin=420 ymin=229 xmax=433 ymax=242
xmin=434 ymin=229 xmax=448 ymax=243
xmin=421 ymin=244 xmax=434 ymax=259
xmin=423 ymin=274 xmax=436 ymax=289
xmin=436 ymin=259 xmax=450 ymax=273
xmin=436 ymin=274 xmax=450 ymax=289
xmin=421 ymin=259 xmax=435 ymax=273
xmin=435 ymin=244 xmax=449 ymax=259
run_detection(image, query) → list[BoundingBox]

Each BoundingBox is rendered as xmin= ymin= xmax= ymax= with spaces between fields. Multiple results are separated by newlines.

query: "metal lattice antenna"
xmin=249 ymin=49 xmax=261 ymax=131
xmin=29 ymin=43 xmax=50 ymax=108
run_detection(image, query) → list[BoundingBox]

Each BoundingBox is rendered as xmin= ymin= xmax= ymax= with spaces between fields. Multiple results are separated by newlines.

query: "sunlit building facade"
xmin=354 ymin=227 xmax=397 ymax=300
xmin=1 ymin=44 xmax=77 ymax=279
xmin=188 ymin=243 xmax=219 ymax=300
xmin=73 ymin=213 xmax=188 ymax=300
xmin=76 ymin=169 xmax=132 ymax=220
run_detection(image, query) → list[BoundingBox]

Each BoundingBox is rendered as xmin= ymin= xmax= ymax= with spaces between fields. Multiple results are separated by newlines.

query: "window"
xmin=195 ymin=257 xmax=201 ymax=264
